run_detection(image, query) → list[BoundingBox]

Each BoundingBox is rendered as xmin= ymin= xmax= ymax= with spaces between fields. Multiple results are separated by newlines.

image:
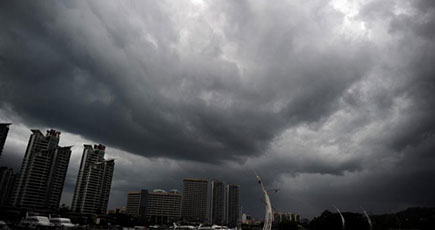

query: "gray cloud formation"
xmin=1 ymin=0 xmax=434 ymax=218
xmin=0 ymin=0 xmax=373 ymax=163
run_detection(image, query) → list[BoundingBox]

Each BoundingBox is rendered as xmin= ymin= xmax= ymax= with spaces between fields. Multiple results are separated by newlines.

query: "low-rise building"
xmin=146 ymin=189 xmax=182 ymax=224
xmin=273 ymin=212 xmax=300 ymax=223
xmin=126 ymin=190 xmax=147 ymax=216
xmin=125 ymin=189 xmax=182 ymax=224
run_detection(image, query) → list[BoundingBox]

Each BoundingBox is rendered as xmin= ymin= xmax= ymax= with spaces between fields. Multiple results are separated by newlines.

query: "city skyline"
xmin=1 ymin=0 xmax=435 ymax=219
xmin=0 ymin=122 xmax=433 ymax=219
xmin=0 ymin=126 xmax=245 ymax=217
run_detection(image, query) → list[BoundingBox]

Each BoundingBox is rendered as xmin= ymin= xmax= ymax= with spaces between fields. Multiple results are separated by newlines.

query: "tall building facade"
xmin=0 ymin=167 xmax=16 ymax=206
xmin=146 ymin=189 xmax=182 ymax=224
xmin=71 ymin=144 xmax=115 ymax=214
xmin=11 ymin=129 xmax=72 ymax=210
xmin=226 ymin=184 xmax=240 ymax=227
xmin=210 ymin=180 xmax=225 ymax=225
xmin=182 ymin=178 xmax=208 ymax=222
xmin=126 ymin=190 xmax=148 ymax=216
xmin=0 ymin=123 xmax=11 ymax=158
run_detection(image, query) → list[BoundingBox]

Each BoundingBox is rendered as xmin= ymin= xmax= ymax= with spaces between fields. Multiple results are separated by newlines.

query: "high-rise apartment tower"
xmin=210 ymin=180 xmax=225 ymax=225
xmin=0 ymin=167 xmax=16 ymax=206
xmin=182 ymin=178 xmax=208 ymax=222
xmin=226 ymin=184 xmax=240 ymax=227
xmin=0 ymin=123 xmax=11 ymax=158
xmin=11 ymin=129 xmax=71 ymax=210
xmin=71 ymin=144 xmax=115 ymax=214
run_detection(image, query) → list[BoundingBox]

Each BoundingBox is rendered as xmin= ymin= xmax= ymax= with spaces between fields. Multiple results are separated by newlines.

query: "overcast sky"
xmin=1 ymin=0 xmax=434 ymax=219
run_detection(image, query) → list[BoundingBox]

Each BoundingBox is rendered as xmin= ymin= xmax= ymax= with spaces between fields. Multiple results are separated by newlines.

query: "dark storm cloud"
xmin=392 ymin=0 xmax=435 ymax=40
xmin=357 ymin=0 xmax=435 ymax=156
xmin=1 ymin=0 xmax=435 ymax=218
xmin=0 ymin=0 xmax=373 ymax=164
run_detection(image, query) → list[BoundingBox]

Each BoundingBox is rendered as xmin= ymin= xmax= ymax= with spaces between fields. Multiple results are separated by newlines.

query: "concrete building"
xmin=126 ymin=190 xmax=148 ymax=216
xmin=146 ymin=189 xmax=182 ymax=224
xmin=273 ymin=212 xmax=300 ymax=223
xmin=210 ymin=180 xmax=225 ymax=225
xmin=226 ymin=184 xmax=240 ymax=227
xmin=126 ymin=189 xmax=181 ymax=224
xmin=11 ymin=129 xmax=72 ymax=210
xmin=0 ymin=167 xmax=16 ymax=206
xmin=241 ymin=213 xmax=261 ymax=226
xmin=182 ymin=178 xmax=208 ymax=222
xmin=107 ymin=206 xmax=127 ymax=214
xmin=0 ymin=123 xmax=11 ymax=158
xmin=71 ymin=144 xmax=115 ymax=214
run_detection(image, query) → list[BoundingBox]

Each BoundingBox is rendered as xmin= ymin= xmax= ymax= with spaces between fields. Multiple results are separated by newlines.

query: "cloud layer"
xmin=1 ymin=0 xmax=434 ymax=218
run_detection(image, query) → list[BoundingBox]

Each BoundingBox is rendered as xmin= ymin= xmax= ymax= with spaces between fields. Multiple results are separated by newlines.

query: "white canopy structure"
xmin=333 ymin=205 xmax=345 ymax=230
xmin=256 ymin=174 xmax=273 ymax=230
xmin=361 ymin=208 xmax=373 ymax=230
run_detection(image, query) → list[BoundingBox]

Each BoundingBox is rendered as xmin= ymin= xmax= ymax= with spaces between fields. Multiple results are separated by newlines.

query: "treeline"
xmin=308 ymin=207 xmax=435 ymax=230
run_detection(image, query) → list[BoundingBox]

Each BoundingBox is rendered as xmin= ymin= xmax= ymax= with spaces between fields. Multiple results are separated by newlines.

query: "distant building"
xmin=273 ymin=212 xmax=300 ymax=223
xmin=11 ymin=129 xmax=72 ymax=210
xmin=0 ymin=167 xmax=16 ymax=206
xmin=241 ymin=213 xmax=261 ymax=226
xmin=107 ymin=206 xmax=127 ymax=214
xmin=210 ymin=180 xmax=225 ymax=225
xmin=126 ymin=190 xmax=148 ymax=216
xmin=226 ymin=184 xmax=240 ymax=227
xmin=71 ymin=144 xmax=115 ymax=214
xmin=126 ymin=189 xmax=182 ymax=224
xmin=0 ymin=123 xmax=11 ymax=158
xmin=295 ymin=213 xmax=300 ymax=222
xmin=182 ymin=178 xmax=208 ymax=222
xmin=146 ymin=189 xmax=182 ymax=224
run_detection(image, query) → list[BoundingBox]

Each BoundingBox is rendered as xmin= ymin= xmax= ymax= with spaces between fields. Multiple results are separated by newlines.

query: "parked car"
xmin=50 ymin=218 xmax=78 ymax=229
xmin=19 ymin=216 xmax=54 ymax=229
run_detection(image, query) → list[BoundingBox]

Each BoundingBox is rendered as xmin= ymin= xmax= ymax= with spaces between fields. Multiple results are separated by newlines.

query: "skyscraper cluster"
xmin=0 ymin=125 xmax=115 ymax=215
xmin=210 ymin=181 xmax=240 ymax=227
xmin=1 ymin=124 xmax=241 ymax=224
xmin=126 ymin=178 xmax=240 ymax=226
